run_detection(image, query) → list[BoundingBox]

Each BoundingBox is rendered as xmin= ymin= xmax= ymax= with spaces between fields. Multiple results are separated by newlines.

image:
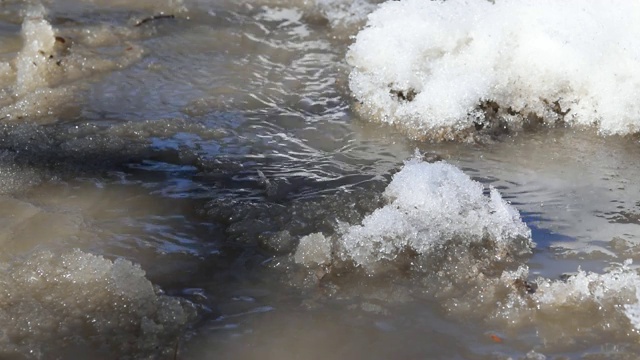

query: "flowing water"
xmin=1 ymin=0 xmax=640 ymax=359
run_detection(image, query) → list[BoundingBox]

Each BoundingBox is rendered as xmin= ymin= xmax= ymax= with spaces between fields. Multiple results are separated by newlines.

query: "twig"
xmin=135 ymin=14 xmax=175 ymax=27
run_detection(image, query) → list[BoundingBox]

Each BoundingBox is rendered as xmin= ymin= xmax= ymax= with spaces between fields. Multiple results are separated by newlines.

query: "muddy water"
xmin=0 ymin=1 xmax=639 ymax=359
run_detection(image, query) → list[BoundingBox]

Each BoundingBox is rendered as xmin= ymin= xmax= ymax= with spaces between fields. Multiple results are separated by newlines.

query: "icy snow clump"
xmin=337 ymin=158 xmax=532 ymax=269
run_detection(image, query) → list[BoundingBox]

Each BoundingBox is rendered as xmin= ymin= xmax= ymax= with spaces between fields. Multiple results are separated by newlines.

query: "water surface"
xmin=0 ymin=1 xmax=639 ymax=359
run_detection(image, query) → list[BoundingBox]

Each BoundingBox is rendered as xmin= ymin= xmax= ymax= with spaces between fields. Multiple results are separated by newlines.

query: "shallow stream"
xmin=1 ymin=1 xmax=640 ymax=359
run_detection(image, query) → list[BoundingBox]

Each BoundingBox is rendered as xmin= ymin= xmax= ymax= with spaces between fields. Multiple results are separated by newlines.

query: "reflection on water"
xmin=0 ymin=0 xmax=639 ymax=359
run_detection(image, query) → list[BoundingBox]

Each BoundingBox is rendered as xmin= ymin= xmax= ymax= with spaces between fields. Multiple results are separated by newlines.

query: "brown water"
xmin=0 ymin=1 xmax=640 ymax=359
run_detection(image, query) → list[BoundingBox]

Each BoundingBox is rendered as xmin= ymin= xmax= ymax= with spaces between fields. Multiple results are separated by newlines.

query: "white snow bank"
xmin=347 ymin=0 xmax=640 ymax=139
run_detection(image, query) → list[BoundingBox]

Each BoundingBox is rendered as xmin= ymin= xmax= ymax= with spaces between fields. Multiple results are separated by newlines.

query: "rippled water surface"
xmin=1 ymin=1 xmax=640 ymax=359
